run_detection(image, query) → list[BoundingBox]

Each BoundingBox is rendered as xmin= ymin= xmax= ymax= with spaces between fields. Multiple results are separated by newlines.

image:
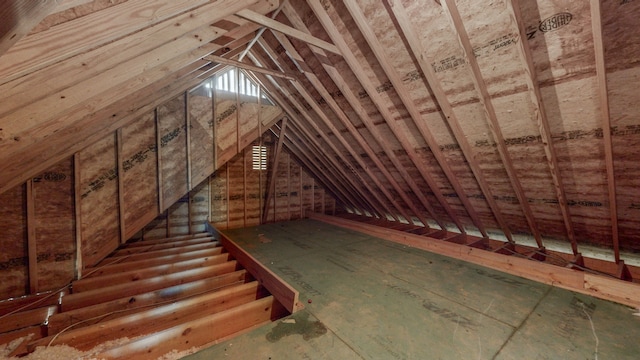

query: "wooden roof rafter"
xmin=238 ymin=0 xmax=288 ymax=61
xmin=505 ymin=0 xmax=579 ymax=255
xmin=249 ymin=50 xmax=402 ymax=221
xmin=266 ymin=30 xmax=437 ymax=229
xmin=590 ymin=0 xmax=621 ymax=264
xmin=341 ymin=1 xmax=482 ymax=234
xmin=248 ymin=65 xmax=384 ymax=217
xmin=385 ymin=0 xmax=512 ymax=242
xmin=441 ymin=0 xmax=545 ymax=248
xmin=256 ymin=38 xmax=423 ymax=225
xmin=304 ymin=1 xmax=467 ymax=232
xmin=0 ymin=0 xmax=58 ymax=58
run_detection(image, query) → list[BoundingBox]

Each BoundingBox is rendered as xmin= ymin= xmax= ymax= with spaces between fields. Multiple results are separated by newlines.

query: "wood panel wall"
xmin=0 ymin=72 xmax=284 ymax=299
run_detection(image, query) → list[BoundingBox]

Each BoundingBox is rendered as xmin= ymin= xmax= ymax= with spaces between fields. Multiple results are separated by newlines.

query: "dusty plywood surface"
xmin=215 ymin=92 xmax=238 ymax=165
xmin=121 ymin=111 xmax=159 ymax=238
xmin=33 ymin=158 xmax=75 ymax=292
xmin=0 ymin=184 xmax=27 ymax=299
xmin=79 ymin=133 xmax=120 ymax=267
xmin=238 ymin=96 xmax=260 ymax=151
xmin=191 ymin=220 xmax=640 ymax=359
xmin=189 ymin=85 xmax=214 ymax=187
xmin=158 ymin=95 xmax=188 ymax=208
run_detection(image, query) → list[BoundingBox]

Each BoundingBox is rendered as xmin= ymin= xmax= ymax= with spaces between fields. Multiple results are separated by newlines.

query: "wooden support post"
xmin=26 ymin=179 xmax=37 ymax=294
xmin=116 ymin=129 xmax=126 ymax=244
xmin=73 ymin=153 xmax=83 ymax=278
xmin=263 ymin=118 xmax=288 ymax=223
xmin=155 ymin=108 xmax=164 ymax=212
xmin=212 ymin=77 xmax=218 ymax=171
xmin=590 ymin=0 xmax=620 ymax=263
xmin=236 ymin=67 xmax=241 ymax=155
xmin=185 ymin=91 xmax=192 ymax=191
xmin=205 ymin=55 xmax=297 ymax=81
xmin=0 ymin=1 xmax=58 ymax=59
xmin=442 ymin=0 xmax=543 ymax=247
xmin=226 ymin=163 xmax=230 ymax=229
xmin=243 ymin=148 xmax=248 ymax=227
xmin=238 ymin=0 xmax=288 ymax=61
xmin=188 ymin=190 xmax=193 ymax=235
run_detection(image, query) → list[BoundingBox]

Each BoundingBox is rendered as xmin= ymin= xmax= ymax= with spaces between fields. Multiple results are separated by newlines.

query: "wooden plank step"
xmin=48 ymin=270 xmax=250 ymax=334
xmin=0 ymin=305 xmax=56 ymax=333
xmin=123 ymin=235 xmax=215 ymax=249
xmin=94 ymin=295 xmax=287 ymax=360
xmin=100 ymin=242 xmax=221 ymax=265
xmin=72 ymin=253 xmax=232 ymax=292
xmin=125 ymin=232 xmax=211 ymax=247
xmin=31 ymin=281 xmax=266 ymax=351
xmin=62 ymin=261 xmax=239 ymax=311
xmin=113 ymin=236 xmax=217 ymax=256
xmin=83 ymin=248 xmax=225 ymax=278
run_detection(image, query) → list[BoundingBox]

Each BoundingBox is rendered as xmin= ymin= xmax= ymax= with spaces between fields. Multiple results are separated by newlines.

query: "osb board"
xmin=215 ymin=91 xmax=238 ymax=162
xmin=227 ymin=151 xmax=246 ymax=229
xmin=79 ymin=133 xmax=120 ymax=267
xmin=121 ymin=111 xmax=159 ymax=238
xmin=238 ymin=96 xmax=260 ymax=151
xmin=210 ymin=165 xmax=229 ymax=229
xmin=33 ymin=158 xmax=75 ymax=292
xmin=301 ymin=169 xmax=314 ymax=215
xmin=189 ymin=180 xmax=210 ymax=233
xmin=0 ymin=184 xmax=27 ymax=299
xmin=158 ymin=95 xmax=188 ymax=209
xmin=189 ymin=85 xmax=214 ymax=187
xmin=603 ymin=0 xmax=640 ymax=251
xmin=314 ymin=186 xmax=325 ymax=214
xmin=167 ymin=195 xmax=190 ymax=236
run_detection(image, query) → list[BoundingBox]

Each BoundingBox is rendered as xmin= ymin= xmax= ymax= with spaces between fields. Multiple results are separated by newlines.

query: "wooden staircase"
xmin=0 ymin=231 xmax=296 ymax=359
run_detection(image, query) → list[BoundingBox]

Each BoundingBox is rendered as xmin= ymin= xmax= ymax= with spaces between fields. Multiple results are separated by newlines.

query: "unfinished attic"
xmin=1 ymin=0 xmax=640 ymax=358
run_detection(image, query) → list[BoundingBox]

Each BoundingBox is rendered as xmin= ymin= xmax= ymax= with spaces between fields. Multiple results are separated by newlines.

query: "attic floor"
xmin=186 ymin=219 xmax=640 ymax=360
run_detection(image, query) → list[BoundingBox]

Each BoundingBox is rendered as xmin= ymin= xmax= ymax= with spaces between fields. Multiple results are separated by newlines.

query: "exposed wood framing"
xmin=250 ymin=65 xmax=384 ymax=217
xmin=384 ymin=0 xmax=508 ymax=241
xmin=238 ymin=0 xmax=288 ymax=61
xmin=155 ymin=109 xmax=164 ymax=212
xmin=73 ymin=153 xmax=83 ymax=278
xmin=441 ymin=0 xmax=544 ymax=247
xmin=205 ymin=54 xmax=298 ymax=81
xmin=185 ymin=91 xmax=192 ymax=191
xmin=0 ymin=0 xmax=58 ymax=59
xmin=303 ymin=2 xmax=461 ymax=229
xmin=263 ymin=118 xmax=289 ymax=223
xmin=265 ymin=32 xmax=435 ymax=228
xmin=53 ymin=0 xmax=95 ymax=13
xmin=256 ymin=40 xmax=417 ymax=225
xmin=26 ymin=179 xmax=37 ymax=294
xmin=506 ymin=0 xmax=578 ymax=254
xmin=235 ymin=9 xmax=341 ymax=55
xmin=590 ymin=0 xmax=620 ymax=263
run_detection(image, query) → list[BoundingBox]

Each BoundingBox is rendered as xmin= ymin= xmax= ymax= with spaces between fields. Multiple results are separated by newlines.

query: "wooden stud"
xmin=205 ymin=54 xmax=297 ymax=81
xmin=590 ymin=0 xmax=620 ymax=263
xmin=299 ymin=162 xmax=303 ymax=219
xmin=116 ymin=129 xmax=126 ymax=244
xmin=26 ymin=179 xmax=37 ymax=294
xmin=226 ymin=163 xmax=230 ymax=229
xmin=506 ymin=0 xmax=578 ymax=254
xmin=340 ymin=2 xmax=469 ymax=232
xmin=268 ymin=29 xmax=436 ymax=228
xmin=212 ymin=77 xmax=218 ymax=171
xmin=185 ymin=91 xmax=192 ymax=191
xmin=249 ymin=52 xmax=397 ymax=220
xmin=235 ymin=9 xmax=341 ymax=55
xmin=441 ymin=0 xmax=543 ymax=247
xmin=73 ymin=153 xmax=83 ymax=278
xmin=155 ymin=108 xmax=164 ymax=212
xmin=263 ymin=118 xmax=288 ymax=223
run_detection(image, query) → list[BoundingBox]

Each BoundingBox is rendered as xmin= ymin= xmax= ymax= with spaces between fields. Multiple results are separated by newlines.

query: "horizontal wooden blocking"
xmin=83 ymin=248 xmax=225 ymax=278
xmin=47 ymin=269 xmax=249 ymax=334
xmin=62 ymin=261 xmax=238 ymax=311
xmin=95 ymin=295 xmax=286 ymax=359
xmin=31 ymin=281 xmax=265 ymax=351
xmin=0 ymin=305 xmax=56 ymax=333
xmin=72 ymin=254 xmax=231 ymax=292
xmin=214 ymin=225 xmax=301 ymax=313
xmin=444 ymin=233 xmax=467 ymax=245
xmin=0 ymin=289 xmax=67 ymax=316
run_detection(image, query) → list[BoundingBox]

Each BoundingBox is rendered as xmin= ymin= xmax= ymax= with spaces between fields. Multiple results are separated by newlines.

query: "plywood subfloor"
xmin=187 ymin=219 xmax=640 ymax=359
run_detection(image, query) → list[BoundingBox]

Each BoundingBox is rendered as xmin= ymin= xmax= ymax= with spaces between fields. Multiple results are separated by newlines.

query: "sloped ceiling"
xmin=1 ymin=0 xmax=639 ymax=261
